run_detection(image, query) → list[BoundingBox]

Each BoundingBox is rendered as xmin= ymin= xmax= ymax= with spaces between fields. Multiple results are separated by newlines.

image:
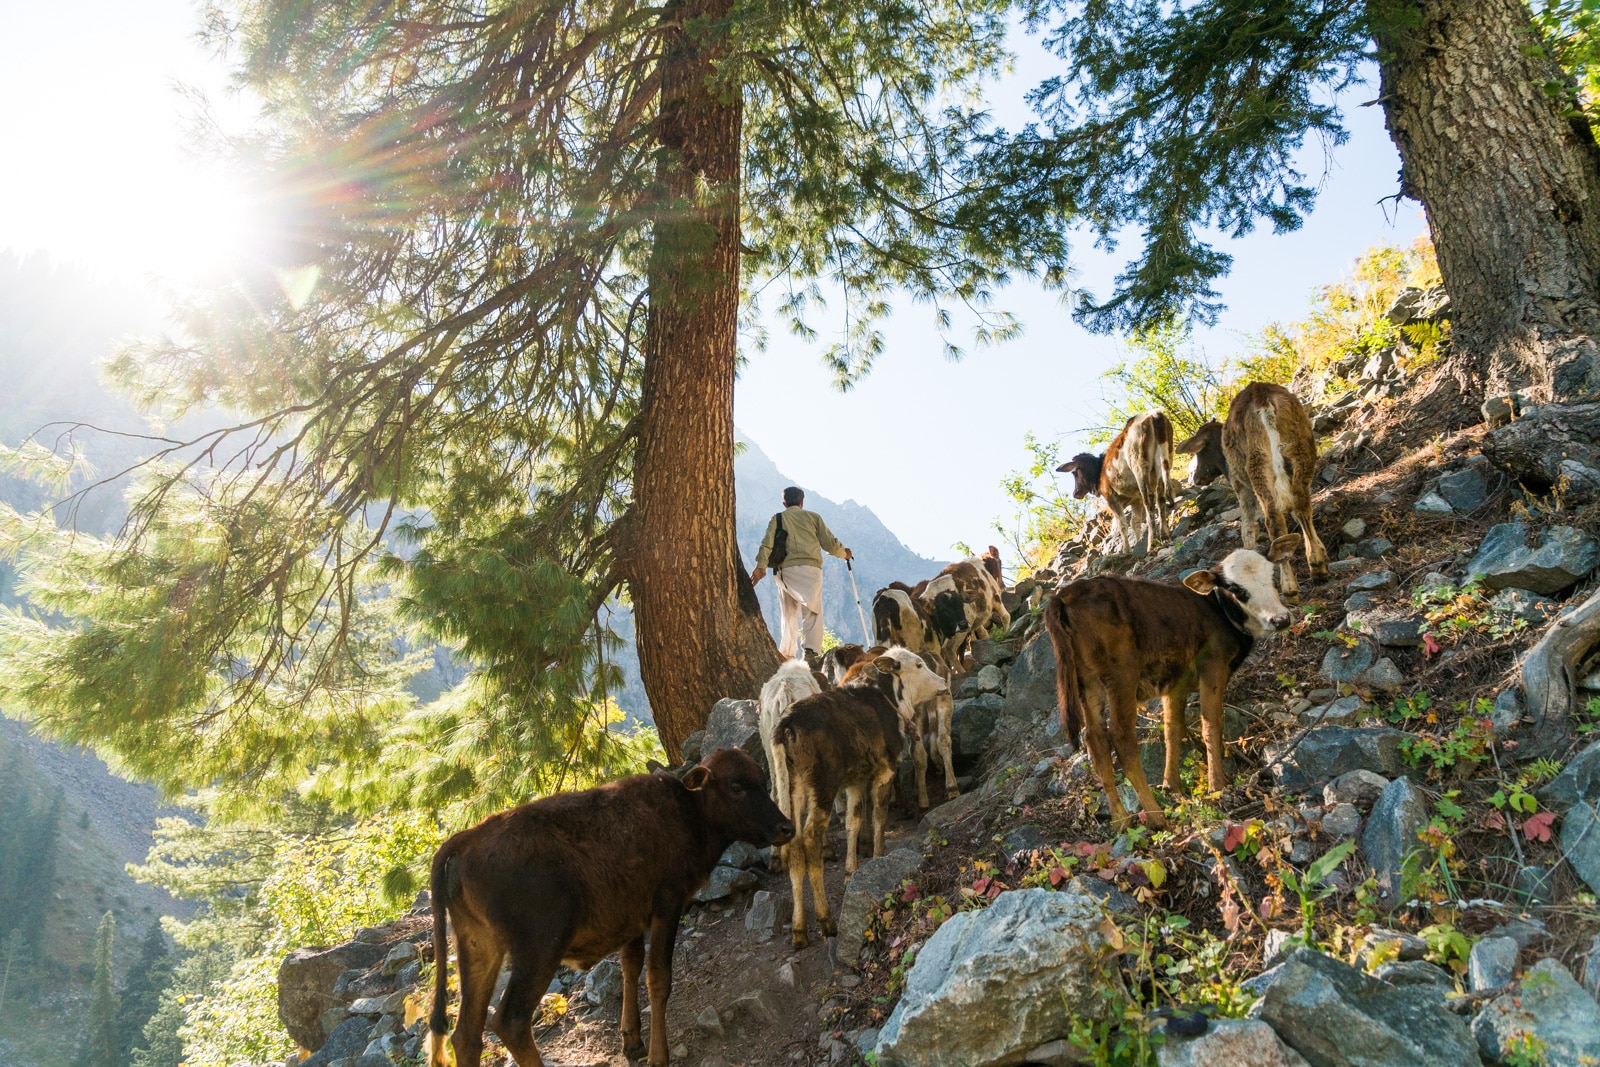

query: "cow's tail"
xmin=425 ymin=846 xmax=456 ymax=1067
xmin=1043 ymin=595 xmax=1084 ymax=752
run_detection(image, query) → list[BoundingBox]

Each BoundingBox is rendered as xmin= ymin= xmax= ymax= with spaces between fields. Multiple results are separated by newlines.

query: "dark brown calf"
xmin=425 ymin=748 xmax=792 ymax=1067
xmin=1046 ymin=539 xmax=1300 ymax=830
xmin=774 ymin=651 xmax=946 ymax=947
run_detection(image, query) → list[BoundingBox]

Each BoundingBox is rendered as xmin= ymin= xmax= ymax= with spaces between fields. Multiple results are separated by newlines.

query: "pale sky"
xmin=0 ymin=1 xmax=1425 ymax=560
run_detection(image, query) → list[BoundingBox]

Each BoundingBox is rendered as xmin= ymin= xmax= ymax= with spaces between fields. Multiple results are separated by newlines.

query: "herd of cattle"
xmin=425 ymin=379 xmax=1332 ymax=1066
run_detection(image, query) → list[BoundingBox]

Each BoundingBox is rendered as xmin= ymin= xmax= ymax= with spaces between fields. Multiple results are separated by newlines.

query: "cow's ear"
xmin=1183 ymin=570 xmax=1219 ymax=595
xmin=873 ymin=655 xmax=899 ymax=673
xmin=683 ymin=765 xmax=711 ymax=791
xmin=1268 ymin=534 xmax=1303 ymax=563
xmin=1056 ymin=460 xmax=1077 ymax=473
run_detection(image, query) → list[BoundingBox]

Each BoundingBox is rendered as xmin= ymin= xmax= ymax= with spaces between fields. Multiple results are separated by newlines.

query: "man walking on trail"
xmin=750 ymin=486 xmax=852 ymax=663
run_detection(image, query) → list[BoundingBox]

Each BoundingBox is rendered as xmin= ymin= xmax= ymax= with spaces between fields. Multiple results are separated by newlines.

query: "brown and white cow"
xmin=871 ymin=583 xmax=935 ymax=662
xmin=1058 ymin=410 xmax=1175 ymax=554
xmin=774 ymin=648 xmax=948 ymax=947
xmin=426 ymin=748 xmax=792 ymax=1067
xmin=906 ymin=547 xmax=1011 ymax=671
xmin=1044 ymin=538 xmax=1300 ymax=830
xmin=1176 ymin=382 xmax=1329 ymax=599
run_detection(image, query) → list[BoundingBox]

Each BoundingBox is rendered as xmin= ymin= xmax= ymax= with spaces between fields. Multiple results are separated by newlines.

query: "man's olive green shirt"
xmin=754 ymin=506 xmax=847 ymax=570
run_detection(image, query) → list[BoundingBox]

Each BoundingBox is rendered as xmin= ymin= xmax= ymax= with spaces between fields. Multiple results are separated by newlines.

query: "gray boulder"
xmin=582 ymin=958 xmax=622 ymax=1005
xmin=1300 ymin=695 xmax=1366 ymax=727
xmin=1414 ymin=492 xmax=1455 ymax=516
xmin=1252 ymin=949 xmax=1480 ymax=1067
xmin=693 ymin=865 xmax=758 ymax=902
xmin=969 ymin=638 xmax=1016 ymax=668
xmin=1464 ymin=524 xmax=1600 ymax=595
xmin=1321 ymin=638 xmax=1378 ymax=684
xmin=744 ymin=889 xmax=779 ymax=943
xmin=1322 ymin=803 xmax=1362 ymax=839
xmin=973 ymin=664 xmax=1005 ymax=693
xmin=1347 ymin=570 xmax=1398 ymax=593
xmin=1356 ymin=537 xmax=1395 ymax=560
xmin=1560 ymin=800 xmax=1600 ymax=895
xmin=1537 ymin=739 xmax=1600 ymax=814
xmin=1363 ymin=777 xmax=1430 ymax=910
xmin=1158 ymin=1019 xmax=1311 ymax=1067
xmin=278 ymin=941 xmax=389 ymax=1050
xmin=1346 ymin=611 xmax=1424 ymax=648
xmin=1473 ymin=958 xmax=1600 ymax=1067
xmin=300 ymin=1017 xmax=376 ymax=1067
xmin=1468 ymin=937 xmax=1519 ymax=993
xmin=1324 ymin=769 xmax=1392 ymax=810
xmin=874 ymin=889 xmax=1114 ymax=1067
xmin=1266 ymin=728 xmax=1409 ymax=791
xmin=1003 ymin=635 xmax=1058 ymax=721
xmin=1374 ymin=959 xmax=1456 ymax=1001
xmin=1436 ymin=467 xmax=1489 ymax=513
xmin=1360 ymin=657 xmax=1406 ymax=692
xmin=837 ymin=848 xmax=923 ymax=965
xmin=719 ymin=840 xmax=768 ymax=869
xmin=952 ymin=693 xmax=1004 ymax=761
xmin=704 ymin=698 xmax=763 ymax=760
xmin=1488 ymin=587 xmax=1559 ymax=626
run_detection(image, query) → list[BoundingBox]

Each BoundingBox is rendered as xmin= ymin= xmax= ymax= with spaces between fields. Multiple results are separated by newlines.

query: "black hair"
xmin=783 ymin=486 xmax=804 ymax=507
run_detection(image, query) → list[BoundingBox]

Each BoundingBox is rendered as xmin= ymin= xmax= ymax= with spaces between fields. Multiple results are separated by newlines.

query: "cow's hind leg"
xmin=870 ymin=764 xmax=895 ymax=859
xmin=807 ymin=798 xmax=837 ymax=937
xmin=842 ymin=785 xmax=864 ymax=873
xmin=620 ymin=935 xmax=647 ymax=1058
xmin=1109 ymin=680 xmax=1167 ymax=830
xmin=449 ymin=922 xmax=505 ymax=1067
xmin=789 ymin=790 xmax=816 ymax=948
xmin=493 ymin=937 xmax=565 ymax=1067
xmin=1080 ymin=684 xmax=1131 ymax=829
xmin=1294 ymin=499 xmax=1329 ymax=582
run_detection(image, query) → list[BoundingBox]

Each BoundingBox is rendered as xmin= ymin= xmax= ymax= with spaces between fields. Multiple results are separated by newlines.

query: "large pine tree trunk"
xmin=629 ymin=0 xmax=779 ymax=759
xmin=1376 ymin=0 xmax=1600 ymax=401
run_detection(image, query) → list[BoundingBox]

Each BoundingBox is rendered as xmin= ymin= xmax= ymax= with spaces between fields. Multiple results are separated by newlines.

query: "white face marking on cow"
xmin=1217 ymin=548 xmax=1294 ymax=635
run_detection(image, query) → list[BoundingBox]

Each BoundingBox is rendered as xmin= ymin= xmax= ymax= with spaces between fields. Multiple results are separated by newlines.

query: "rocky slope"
xmin=269 ymin=287 xmax=1600 ymax=1067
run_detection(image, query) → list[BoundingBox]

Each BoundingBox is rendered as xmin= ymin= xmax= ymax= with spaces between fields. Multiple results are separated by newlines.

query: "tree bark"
xmin=629 ymin=0 xmax=779 ymax=759
xmin=1375 ymin=0 xmax=1600 ymax=402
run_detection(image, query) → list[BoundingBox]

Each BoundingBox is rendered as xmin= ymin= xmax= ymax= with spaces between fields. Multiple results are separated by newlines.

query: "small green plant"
xmin=1501 ymin=1030 xmax=1549 ymax=1067
xmin=1418 ymin=923 xmax=1473 ymax=976
xmin=1399 ymin=714 xmax=1492 ymax=774
xmin=1278 ymin=840 xmax=1357 ymax=945
xmin=1579 ymin=695 xmax=1600 ymax=736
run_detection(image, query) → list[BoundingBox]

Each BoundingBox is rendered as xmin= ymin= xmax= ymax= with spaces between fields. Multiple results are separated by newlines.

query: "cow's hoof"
xmin=819 ymin=917 xmax=837 ymax=937
xmin=792 ymin=931 xmax=810 ymax=949
xmin=623 ymin=1038 xmax=647 ymax=1060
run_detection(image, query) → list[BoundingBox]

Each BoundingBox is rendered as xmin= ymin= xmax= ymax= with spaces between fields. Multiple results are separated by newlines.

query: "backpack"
xmin=768 ymin=514 xmax=790 ymax=568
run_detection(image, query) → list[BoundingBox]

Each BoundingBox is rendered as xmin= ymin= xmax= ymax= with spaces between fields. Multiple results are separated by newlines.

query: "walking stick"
xmin=846 ymin=558 xmax=872 ymax=647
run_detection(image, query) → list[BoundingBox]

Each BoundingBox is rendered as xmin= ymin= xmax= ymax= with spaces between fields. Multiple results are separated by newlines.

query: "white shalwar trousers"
xmin=772 ymin=564 xmax=825 ymax=658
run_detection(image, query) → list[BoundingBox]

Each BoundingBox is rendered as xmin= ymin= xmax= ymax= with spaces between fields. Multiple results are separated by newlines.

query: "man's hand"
xmin=751 ymin=567 xmax=766 ymax=584
xmin=843 ymin=548 xmax=853 ymax=561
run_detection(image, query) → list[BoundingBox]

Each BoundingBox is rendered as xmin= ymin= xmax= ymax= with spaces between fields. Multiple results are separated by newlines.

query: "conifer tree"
xmin=0 ymin=0 xmax=1068 ymax=802
xmin=115 ymin=921 xmax=173 ymax=1067
xmin=84 ymin=911 xmax=119 ymax=1067
xmin=986 ymin=0 xmax=1600 ymax=403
